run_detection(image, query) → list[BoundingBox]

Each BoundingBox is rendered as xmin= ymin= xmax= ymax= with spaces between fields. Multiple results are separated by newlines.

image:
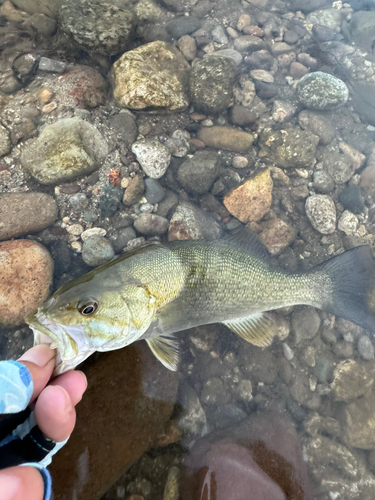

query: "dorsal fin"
xmin=222 ymin=312 xmax=275 ymax=347
xmin=146 ymin=335 xmax=179 ymax=371
xmin=214 ymin=226 xmax=271 ymax=261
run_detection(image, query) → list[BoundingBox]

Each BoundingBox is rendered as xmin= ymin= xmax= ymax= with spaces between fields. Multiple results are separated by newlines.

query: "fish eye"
xmin=78 ymin=301 xmax=98 ymax=316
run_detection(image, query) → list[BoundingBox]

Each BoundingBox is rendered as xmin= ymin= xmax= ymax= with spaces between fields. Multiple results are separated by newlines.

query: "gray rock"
xmin=0 ymin=124 xmax=11 ymax=157
xmin=156 ymin=190 xmax=179 ymax=218
xmin=209 ymin=404 xmax=246 ymax=430
xmin=229 ymin=98 xmax=267 ymax=126
xmin=166 ymin=16 xmax=201 ymax=38
xmin=144 ymin=178 xmax=166 ymax=204
xmin=313 ymin=170 xmax=335 ymax=193
xmin=297 ymin=72 xmax=348 ymax=111
xmin=200 ymin=377 xmax=229 ymax=405
xmin=331 ymin=359 xmax=375 ymax=402
xmin=348 ymin=11 xmax=375 ymax=54
xmin=306 ymin=8 xmax=342 ymax=30
xmin=211 ymin=25 xmax=228 ymax=45
xmin=168 ymin=201 xmax=222 ymax=241
xmin=109 ymin=112 xmax=138 ymax=146
xmin=133 ymin=213 xmax=169 ymax=235
xmin=177 ymin=150 xmax=220 ymax=195
xmin=123 ymin=175 xmax=145 ymax=206
xmin=305 ymin=194 xmax=336 ymax=234
xmin=272 ymin=100 xmax=296 ymax=123
xmin=205 ymin=49 xmax=242 ymax=67
xmin=177 ymin=35 xmax=197 ymax=61
xmin=132 ymin=138 xmax=171 ymax=179
xmin=177 ymin=383 xmax=207 ymax=439
xmin=358 ymin=335 xmax=375 ymax=361
xmin=233 ymin=35 xmax=266 ymax=53
xmin=99 ymin=183 xmax=123 ymax=218
xmin=82 ymin=236 xmax=115 ymax=266
xmin=291 ymin=306 xmax=321 ymax=344
xmin=338 ymin=185 xmax=365 ymax=214
xmin=59 ymin=0 xmax=135 ymax=55
xmin=21 ymin=117 xmax=108 ymax=185
xmin=338 ymin=210 xmax=358 ymax=235
xmin=298 ymin=110 xmax=335 ymax=145
xmin=321 ymin=147 xmax=354 ymax=184
xmin=189 ymin=57 xmax=236 ymax=114
xmin=69 ymin=193 xmax=88 ymax=213
xmin=108 ymin=226 xmax=136 ymax=253
xmin=0 ymin=193 xmax=58 ymax=241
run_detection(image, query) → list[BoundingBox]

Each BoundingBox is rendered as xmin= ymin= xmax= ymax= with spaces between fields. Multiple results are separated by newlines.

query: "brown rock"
xmin=50 ymin=342 xmax=178 ymax=500
xmin=331 ymin=359 xmax=375 ymax=402
xmin=198 ymin=126 xmax=254 ymax=152
xmin=360 ymin=165 xmax=375 ymax=195
xmin=259 ymin=218 xmax=296 ymax=255
xmin=290 ymin=62 xmax=309 ymax=79
xmin=123 ymin=175 xmax=145 ymax=206
xmin=0 ymin=193 xmax=58 ymax=241
xmin=0 ymin=240 xmax=53 ymax=326
xmin=224 ymin=169 xmax=273 ymax=223
xmin=344 ymin=391 xmax=375 ymax=449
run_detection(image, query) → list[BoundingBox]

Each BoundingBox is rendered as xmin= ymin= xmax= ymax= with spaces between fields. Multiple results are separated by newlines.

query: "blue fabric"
xmin=0 ymin=360 xmax=33 ymax=413
xmin=21 ymin=464 xmax=52 ymax=500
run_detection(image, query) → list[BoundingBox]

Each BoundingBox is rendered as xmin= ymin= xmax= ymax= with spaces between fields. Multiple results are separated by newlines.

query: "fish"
xmin=26 ymin=230 xmax=375 ymax=374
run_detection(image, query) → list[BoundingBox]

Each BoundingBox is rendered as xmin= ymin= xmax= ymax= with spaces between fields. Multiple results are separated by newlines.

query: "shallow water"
xmin=1 ymin=0 xmax=375 ymax=499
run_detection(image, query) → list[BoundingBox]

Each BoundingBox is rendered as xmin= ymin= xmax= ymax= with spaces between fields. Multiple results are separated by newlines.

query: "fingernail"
xmin=19 ymin=344 xmax=56 ymax=367
xmin=0 ymin=473 xmax=20 ymax=500
xmin=76 ymin=371 xmax=88 ymax=391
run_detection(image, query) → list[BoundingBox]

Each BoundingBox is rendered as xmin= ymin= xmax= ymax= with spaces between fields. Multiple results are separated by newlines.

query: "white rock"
xmin=81 ymin=227 xmax=107 ymax=241
xmin=305 ymin=194 xmax=336 ymax=234
xmin=338 ymin=210 xmax=359 ymax=235
xmin=132 ymin=138 xmax=171 ymax=179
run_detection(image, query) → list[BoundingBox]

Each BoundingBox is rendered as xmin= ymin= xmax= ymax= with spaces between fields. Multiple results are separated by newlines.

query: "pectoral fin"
xmin=222 ymin=313 xmax=275 ymax=347
xmin=146 ymin=335 xmax=179 ymax=371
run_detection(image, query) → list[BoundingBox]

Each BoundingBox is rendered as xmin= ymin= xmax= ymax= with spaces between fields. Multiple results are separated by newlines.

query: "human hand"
xmin=0 ymin=344 xmax=87 ymax=500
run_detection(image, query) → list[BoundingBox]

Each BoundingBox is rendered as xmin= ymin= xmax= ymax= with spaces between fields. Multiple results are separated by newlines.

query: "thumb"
xmin=0 ymin=466 xmax=44 ymax=500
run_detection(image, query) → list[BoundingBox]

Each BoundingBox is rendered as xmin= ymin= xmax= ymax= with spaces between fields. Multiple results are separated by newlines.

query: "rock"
xmin=69 ymin=193 xmax=88 ymax=213
xmin=201 ymin=377 xmax=229 ymax=405
xmin=189 ymin=57 xmax=236 ymax=114
xmin=232 ymin=156 xmax=248 ymax=169
xmin=229 ymin=98 xmax=267 ymax=125
xmin=168 ymin=202 xmax=222 ymax=241
xmin=289 ymin=61 xmax=309 ymax=78
xmin=110 ymin=41 xmax=190 ymax=111
xmin=233 ymin=35 xmax=265 ymax=53
xmin=177 ymin=35 xmax=197 ymax=61
xmin=0 ymin=240 xmax=53 ymax=326
xmin=291 ymin=307 xmax=321 ymax=344
xmin=312 ymin=24 xmax=336 ymax=42
xmin=344 ymin=392 xmax=375 ymax=449
xmin=0 ymin=193 xmax=58 ymax=240
xmin=82 ymin=236 xmax=115 ymax=267
xmin=99 ymin=183 xmax=123 ymax=218
xmin=306 ymin=8 xmax=342 ymax=30
xmin=123 ymin=175 xmax=145 ymax=206
xmin=81 ymin=228 xmax=107 ymax=241
xmin=55 ymin=66 xmax=107 ymax=109
xmin=331 ymin=359 xmax=375 ymax=402
xmin=177 ymin=383 xmax=208 ymax=440
xmin=205 ymin=49 xmax=243 ymax=67
xmin=0 ymin=123 xmax=11 ymax=157
xmin=338 ymin=210 xmax=359 ymax=235
xmin=305 ymin=194 xmax=336 ymax=234
xmin=298 ymin=110 xmax=335 ymax=145
xmin=360 ymin=165 xmax=375 ymax=195
xmin=198 ymin=126 xmax=254 ymax=152
xmin=209 ymin=404 xmax=247 ymax=431
xmin=163 ymin=467 xmax=180 ymax=500
xmin=211 ymin=25 xmax=228 ymax=45
xmin=133 ymin=0 xmax=165 ymax=22
xmin=144 ymin=178 xmax=166 ymax=204
xmin=224 ymin=169 xmax=273 ymax=223
xmin=108 ymin=227 xmax=137 ymax=253
xmin=250 ymin=69 xmax=274 ymax=83
xmin=291 ymin=0 xmax=326 ymax=13
xmin=321 ymin=147 xmax=354 ymax=184
xmin=313 ymin=171 xmax=335 ymax=193
xmin=21 ymin=117 xmax=108 ymax=185
xmin=59 ymin=0 xmax=135 ymax=56
xmin=156 ymin=190 xmax=178 ymax=218
xmin=259 ymin=127 xmax=319 ymax=168
xmin=134 ymin=214 xmax=169 ymax=235
xmin=50 ymin=343 xmax=178 ymax=500
xmin=166 ymin=16 xmax=201 ymax=38
xmin=177 ymin=150 xmax=220 ymax=195
xmin=272 ymin=100 xmax=296 ymax=123
xmin=132 ymin=138 xmax=171 ymax=179
xmin=358 ymin=335 xmax=375 ymax=361
xmin=339 ymin=187 xmax=364 ymax=215
xmin=296 ymin=72 xmax=348 ymax=111
xmin=109 ymin=112 xmax=138 ymax=147
xmin=348 ymin=11 xmax=375 ymax=54
xmin=259 ymin=218 xmax=296 ymax=255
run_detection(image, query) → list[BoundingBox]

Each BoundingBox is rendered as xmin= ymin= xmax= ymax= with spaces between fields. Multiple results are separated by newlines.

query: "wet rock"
xmin=290 ymin=376 xmax=320 ymax=409
xmin=312 ymin=24 xmax=336 ymax=42
xmin=0 ymin=240 xmax=53 ymax=326
xmin=305 ymin=194 xmax=336 ymax=234
xmin=210 ymin=404 xmax=247 ymax=430
xmin=291 ymin=307 xmax=321 ymax=344
xmin=224 ymin=169 xmax=273 ymax=223
xmin=338 ymin=210 xmax=359 ymax=235
xmin=132 ymin=138 xmax=171 ymax=179
xmin=344 ymin=392 xmax=375 ymax=449
xmin=189 ymin=57 xmax=236 ymax=114
xmin=156 ymin=190 xmax=178 ymax=218
xmin=166 ymin=16 xmax=201 ymax=38
xmin=82 ymin=236 xmax=115 ymax=267
xmin=134 ymin=214 xmax=169 ymax=235
xmin=298 ymin=110 xmax=335 ymax=145
xmin=123 ymin=175 xmax=145 ymax=206
xmin=259 ymin=219 xmax=296 ymax=255
xmin=306 ymin=8 xmax=342 ymax=30
xmin=331 ymin=359 xmax=375 ymax=402
xmin=133 ymin=0 xmax=165 ymax=22
xmin=57 ymin=66 xmax=107 ymax=109
xmin=99 ymin=183 xmax=123 ymax=218
xmin=348 ymin=11 xmax=375 ymax=54
xmin=233 ymin=35 xmax=265 ymax=53
xmin=259 ymin=127 xmax=319 ymax=168
xmin=229 ymin=98 xmax=267 ymax=125
xmin=59 ymin=0 xmax=135 ymax=56
xmin=0 ymin=193 xmax=58 ymax=240
xmin=358 ymin=335 xmax=375 ymax=361
xmin=232 ymin=156 xmax=248 ymax=169
xmin=177 ymin=383 xmax=208 ymax=440
xmin=51 ymin=343 xmax=178 ymax=500
xmin=211 ymin=25 xmax=228 ymax=45
xmin=21 ymin=117 xmax=108 ymax=185
xmin=313 ymin=171 xmax=335 ymax=193
xmin=168 ymin=201 xmax=221 ymax=241
xmin=198 ymin=126 xmax=253 ymax=152
xmin=163 ymin=466 xmax=180 ymax=500
xmin=289 ymin=62 xmax=308 ymax=79
xmin=144 ymin=178 xmax=166 ymax=204
xmin=321 ymin=147 xmax=354 ymax=184
xmin=272 ymin=100 xmax=296 ymax=124
xmin=360 ymin=165 xmax=375 ymax=195
xmin=0 ymin=123 xmax=11 ymax=157
xmin=304 ymin=413 xmax=341 ymax=438
xmin=245 ymin=50 xmax=276 ymax=71
xmin=291 ymin=0 xmax=326 ymax=13
xmin=109 ymin=112 xmax=138 ymax=147
xmin=108 ymin=227 xmax=137 ymax=253
xmin=177 ymin=150 xmax=220 ymax=195
xmin=177 ymin=35 xmax=197 ymax=61
xmin=297 ymin=72 xmax=348 ymax=111
xmin=338 ymin=185 xmax=365 ymax=214
xmin=201 ymin=377 xmax=229 ymax=406
xmin=110 ymin=41 xmax=190 ymax=111
xmin=205 ymin=49 xmax=243 ymax=68
xmin=69 ymin=193 xmax=88 ymax=213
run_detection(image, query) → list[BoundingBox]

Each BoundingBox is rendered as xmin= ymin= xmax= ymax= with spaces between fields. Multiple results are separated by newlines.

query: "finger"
xmin=34 ymin=385 xmax=76 ymax=442
xmin=50 ymin=370 xmax=87 ymax=406
xmin=18 ymin=345 xmax=56 ymax=402
xmin=0 ymin=466 xmax=44 ymax=500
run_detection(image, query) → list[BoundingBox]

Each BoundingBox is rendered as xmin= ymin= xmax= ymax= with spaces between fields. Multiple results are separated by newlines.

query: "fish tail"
xmin=313 ymin=245 xmax=375 ymax=333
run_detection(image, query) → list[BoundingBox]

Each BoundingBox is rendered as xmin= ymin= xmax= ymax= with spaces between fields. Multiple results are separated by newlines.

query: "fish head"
xmin=26 ymin=272 xmax=155 ymax=374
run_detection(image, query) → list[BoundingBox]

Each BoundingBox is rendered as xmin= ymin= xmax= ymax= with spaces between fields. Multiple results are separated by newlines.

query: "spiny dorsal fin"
xmin=215 ymin=226 xmax=271 ymax=262
xmin=146 ymin=335 xmax=179 ymax=371
xmin=222 ymin=312 xmax=275 ymax=347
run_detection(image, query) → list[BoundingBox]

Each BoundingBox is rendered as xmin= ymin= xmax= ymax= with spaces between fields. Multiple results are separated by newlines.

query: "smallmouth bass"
xmin=26 ymin=230 xmax=375 ymax=374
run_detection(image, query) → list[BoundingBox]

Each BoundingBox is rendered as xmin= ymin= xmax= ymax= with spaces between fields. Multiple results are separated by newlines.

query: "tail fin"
xmin=314 ymin=245 xmax=375 ymax=333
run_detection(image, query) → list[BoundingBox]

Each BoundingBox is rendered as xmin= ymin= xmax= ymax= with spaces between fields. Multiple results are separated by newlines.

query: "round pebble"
xmin=133 ymin=213 xmax=169 ymax=235
xmin=296 ymin=72 xmax=349 ymax=111
xmin=144 ymin=178 xmax=166 ymax=204
xmin=66 ymin=223 xmax=84 ymax=236
xmin=81 ymin=227 xmax=107 ymax=241
xmin=358 ymin=335 xmax=375 ymax=361
xmin=82 ymin=236 xmax=115 ymax=266
xmin=305 ymin=194 xmax=336 ymax=234
xmin=232 ymin=156 xmax=249 ymax=169
xmin=338 ymin=210 xmax=359 ymax=236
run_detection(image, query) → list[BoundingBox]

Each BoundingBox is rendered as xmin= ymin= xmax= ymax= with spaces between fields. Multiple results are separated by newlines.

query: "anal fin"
xmin=222 ymin=313 xmax=275 ymax=347
xmin=146 ymin=335 xmax=179 ymax=371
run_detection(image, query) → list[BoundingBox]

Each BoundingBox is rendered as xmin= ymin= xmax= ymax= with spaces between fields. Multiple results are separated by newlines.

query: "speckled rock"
xmin=298 ymin=110 xmax=335 ymax=145
xmin=306 ymin=8 xmax=342 ymax=30
xmin=59 ymin=0 xmax=135 ymax=56
xmin=338 ymin=210 xmax=359 ymax=236
xmin=0 ymin=193 xmax=58 ymax=241
xmin=99 ymin=183 xmax=123 ymax=218
xmin=321 ymin=147 xmax=354 ymax=184
xmin=189 ymin=57 xmax=236 ymax=114
xmin=134 ymin=213 xmax=169 ymax=235
xmin=305 ymin=194 xmax=336 ymax=234
xmin=0 ymin=240 xmax=53 ymax=326
xmin=82 ymin=236 xmax=115 ymax=267
xmin=21 ymin=117 xmax=108 ymax=185
xmin=57 ymin=65 xmax=108 ymax=109
xmin=205 ymin=49 xmax=243 ymax=68
xmin=0 ymin=123 xmax=11 ymax=157
xmin=259 ymin=127 xmax=319 ymax=168
xmin=110 ymin=41 xmax=190 ymax=111
xmin=198 ymin=126 xmax=254 ymax=152
xmin=224 ymin=169 xmax=273 ymax=223
xmin=296 ymin=72 xmax=349 ymax=111
xmin=134 ymin=0 xmax=165 ymax=22
xmin=331 ymin=359 xmax=375 ymax=402
xmin=177 ymin=151 xmax=220 ymax=195
xmin=313 ymin=170 xmax=335 ymax=193
xmin=168 ymin=202 xmax=221 ymax=241
xmin=132 ymin=138 xmax=171 ymax=179
xmin=259 ymin=218 xmax=296 ymax=255
xmin=344 ymin=392 xmax=375 ymax=449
